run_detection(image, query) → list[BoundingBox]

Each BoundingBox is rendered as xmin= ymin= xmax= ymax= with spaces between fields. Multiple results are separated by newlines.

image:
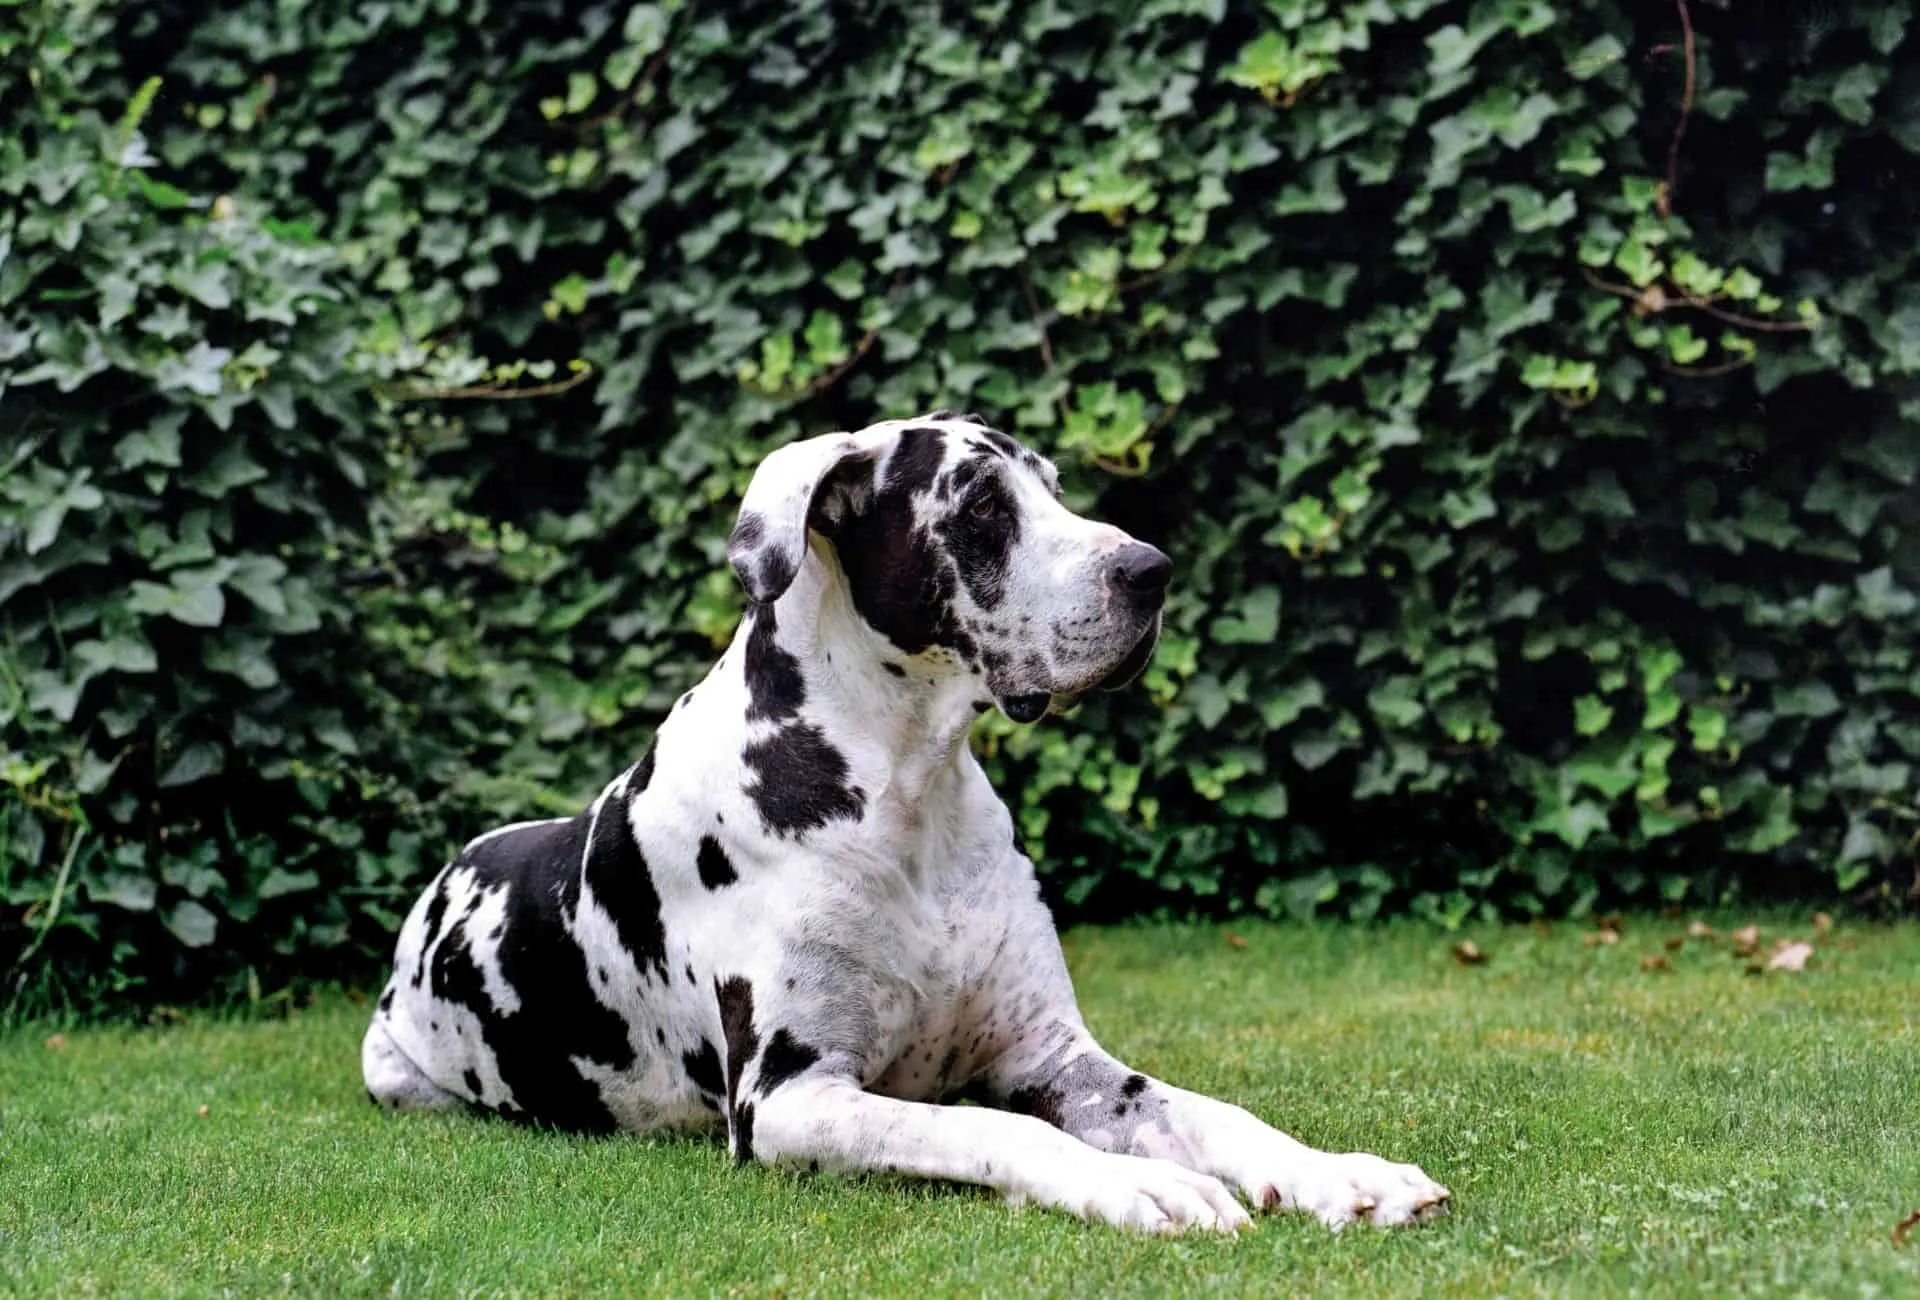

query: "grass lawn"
xmin=4 ymin=914 xmax=1916 ymax=1298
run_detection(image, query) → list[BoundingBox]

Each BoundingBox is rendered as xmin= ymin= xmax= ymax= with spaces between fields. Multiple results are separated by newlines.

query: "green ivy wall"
xmin=3 ymin=0 xmax=1916 ymax=1013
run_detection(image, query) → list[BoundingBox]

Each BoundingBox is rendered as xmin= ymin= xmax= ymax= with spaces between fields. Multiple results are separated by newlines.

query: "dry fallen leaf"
xmin=1730 ymin=924 xmax=1762 ymax=957
xmin=1894 ymin=1208 xmax=1920 ymax=1246
xmin=1598 ymin=914 xmax=1625 ymax=937
xmin=197 ymin=1104 xmax=210 ymax=1118
xmin=1225 ymin=933 xmax=1248 ymax=949
xmin=1452 ymin=940 xmax=1488 ymax=966
xmin=1664 ymin=935 xmax=1686 ymax=952
xmin=1640 ymin=954 xmax=1672 ymax=973
xmin=1582 ymin=929 xmax=1621 ymax=947
xmin=43 ymin=1033 xmax=68 ymax=1052
xmin=1687 ymin=920 xmax=1714 ymax=940
xmin=1766 ymin=940 xmax=1814 ymax=973
xmin=1813 ymin=911 xmax=1833 ymax=938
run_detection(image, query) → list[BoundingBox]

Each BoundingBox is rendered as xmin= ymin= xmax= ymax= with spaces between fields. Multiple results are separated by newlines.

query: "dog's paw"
xmin=1239 ymin=1150 xmax=1451 ymax=1230
xmin=1015 ymin=1153 xmax=1253 ymax=1236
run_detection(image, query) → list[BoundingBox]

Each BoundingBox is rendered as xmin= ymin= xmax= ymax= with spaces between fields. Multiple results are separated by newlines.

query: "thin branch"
xmin=794 ymin=278 xmax=905 ymax=401
xmin=1657 ymin=0 xmax=1696 ymax=220
xmin=1583 ymin=268 xmax=1812 ymax=332
xmin=1657 ymin=354 xmax=1754 ymax=379
xmin=1115 ymin=246 xmax=1196 ymax=296
xmin=1019 ymin=264 xmax=1057 ymax=373
xmin=378 ymin=368 xmax=595 ymax=403
xmin=15 ymin=824 xmax=86 ymax=974
xmin=1676 ymin=290 xmax=1814 ymax=333
xmin=572 ymin=48 xmax=672 ymax=133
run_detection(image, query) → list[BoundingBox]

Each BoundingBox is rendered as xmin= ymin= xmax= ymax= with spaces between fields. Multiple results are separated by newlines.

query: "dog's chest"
xmin=853 ymin=885 xmax=1015 ymax=1103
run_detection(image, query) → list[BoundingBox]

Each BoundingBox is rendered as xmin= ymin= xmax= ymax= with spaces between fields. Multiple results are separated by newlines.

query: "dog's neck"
xmin=756 ymin=550 xmax=989 ymax=799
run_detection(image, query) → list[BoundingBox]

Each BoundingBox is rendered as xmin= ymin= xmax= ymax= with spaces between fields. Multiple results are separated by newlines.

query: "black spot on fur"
xmin=755 ymin=1029 xmax=821 ymax=1097
xmin=633 ymin=742 xmax=656 ymax=791
xmin=411 ymin=878 xmax=452 ymax=988
xmin=718 ymin=977 xmax=760 ymax=1096
xmin=717 ymin=977 xmax=763 ymax=1163
xmin=937 ymin=473 xmax=1019 ymax=612
xmin=1006 ymin=1084 xmax=1065 ymax=1129
xmin=1121 ymin=1073 xmax=1149 ymax=1098
xmin=755 ymin=550 xmax=795 ymax=603
xmin=743 ymin=604 xmax=805 ymax=723
xmin=583 ymin=780 xmax=670 ymax=985
xmin=463 ymin=1068 xmax=481 ymax=1096
xmin=742 ymin=724 xmax=867 ymax=836
xmin=972 ymin=700 xmax=992 ymax=713
xmin=820 ymin=427 xmax=975 ymax=658
xmin=420 ymin=816 xmax=637 ymax=1134
xmin=683 ymin=1039 xmax=723 ymax=1098
xmin=697 ymin=835 xmax=738 ymax=889
xmin=730 ymin=511 xmax=765 ymax=552
xmin=377 ymin=988 xmax=394 ymax=1013
xmin=685 ymin=963 xmax=696 ymax=984
xmin=980 ymin=427 xmax=1023 ymax=459
xmin=883 ymin=661 xmax=906 ymax=678
xmin=730 ymin=509 xmax=798 ymax=604
xmin=733 ymin=1100 xmax=757 ymax=1164
xmin=596 ymin=966 xmax=609 ymax=985
xmin=656 ymin=1026 xmax=667 ymax=1047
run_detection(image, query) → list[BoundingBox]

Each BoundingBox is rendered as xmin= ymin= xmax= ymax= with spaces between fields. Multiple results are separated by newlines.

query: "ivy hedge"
xmin=3 ymin=0 xmax=1917 ymax=1013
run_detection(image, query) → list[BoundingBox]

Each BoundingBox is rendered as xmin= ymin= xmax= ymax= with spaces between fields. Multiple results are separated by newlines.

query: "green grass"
xmin=4 ymin=915 xmax=1917 ymax=1298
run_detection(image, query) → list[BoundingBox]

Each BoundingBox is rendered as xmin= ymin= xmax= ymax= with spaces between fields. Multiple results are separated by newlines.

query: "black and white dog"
xmin=363 ymin=412 xmax=1449 ymax=1234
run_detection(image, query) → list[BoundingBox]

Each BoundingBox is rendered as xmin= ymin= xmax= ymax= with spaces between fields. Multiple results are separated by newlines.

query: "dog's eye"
xmin=969 ymin=494 xmax=1002 ymax=521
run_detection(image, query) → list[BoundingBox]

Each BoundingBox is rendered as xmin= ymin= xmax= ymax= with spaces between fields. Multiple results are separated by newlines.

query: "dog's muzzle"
xmin=1093 ymin=614 xmax=1162 ymax=693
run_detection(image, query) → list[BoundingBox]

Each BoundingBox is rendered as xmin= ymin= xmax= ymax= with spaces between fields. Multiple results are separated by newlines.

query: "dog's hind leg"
xmin=361 ymin=1009 xmax=462 ymax=1113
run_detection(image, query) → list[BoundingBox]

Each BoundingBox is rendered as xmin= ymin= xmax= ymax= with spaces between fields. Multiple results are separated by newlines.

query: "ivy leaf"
xmin=1543 ymin=800 xmax=1610 ymax=851
xmin=128 ymin=576 xmax=226 ymax=627
xmin=227 ymin=555 xmax=289 ymax=616
xmin=1855 ymin=566 xmax=1917 ymax=620
xmin=157 ymin=741 xmax=225 ymax=787
xmin=155 ymin=340 xmax=233 ymax=396
xmin=257 ymin=868 xmax=321 ymax=900
xmin=1573 ymin=695 xmax=1613 ymax=736
xmin=1211 ymin=587 xmax=1280 ymax=644
xmin=91 ymin=873 xmax=158 ymax=912
xmin=1774 ymin=681 xmax=1840 ymax=717
xmin=163 ymin=900 xmax=219 ymax=949
xmin=169 ymin=258 xmax=234 ymax=310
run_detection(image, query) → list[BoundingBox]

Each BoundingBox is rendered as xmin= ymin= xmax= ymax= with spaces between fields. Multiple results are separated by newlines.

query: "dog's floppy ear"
xmin=727 ymin=433 xmax=875 ymax=605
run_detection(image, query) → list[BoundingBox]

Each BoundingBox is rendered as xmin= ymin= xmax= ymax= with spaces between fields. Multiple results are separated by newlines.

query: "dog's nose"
xmin=1109 ymin=542 xmax=1172 ymax=600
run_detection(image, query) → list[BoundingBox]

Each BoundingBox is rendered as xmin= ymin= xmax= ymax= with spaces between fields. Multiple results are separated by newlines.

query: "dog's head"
xmin=726 ymin=412 xmax=1169 ymax=722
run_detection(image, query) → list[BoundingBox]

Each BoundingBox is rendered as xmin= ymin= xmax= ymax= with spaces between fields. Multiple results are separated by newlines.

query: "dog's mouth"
xmin=1093 ymin=615 xmax=1162 ymax=693
xmin=994 ymin=617 xmax=1162 ymax=725
xmin=997 ymin=692 xmax=1052 ymax=724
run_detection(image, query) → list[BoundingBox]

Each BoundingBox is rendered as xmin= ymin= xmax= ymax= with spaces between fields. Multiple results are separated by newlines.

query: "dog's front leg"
xmin=986 ymin=1020 xmax=1450 ymax=1231
xmin=746 ymin=1074 xmax=1249 ymax=1235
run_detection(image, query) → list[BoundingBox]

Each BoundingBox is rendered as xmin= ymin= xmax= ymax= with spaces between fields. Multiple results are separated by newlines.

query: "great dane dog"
xmin=362 ymin=412 xmax=1450 ymax=1234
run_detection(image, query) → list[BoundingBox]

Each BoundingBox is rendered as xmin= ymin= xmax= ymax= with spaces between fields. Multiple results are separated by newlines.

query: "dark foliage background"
xmin=3 ymin=0 xmax=1916 ymax=1014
